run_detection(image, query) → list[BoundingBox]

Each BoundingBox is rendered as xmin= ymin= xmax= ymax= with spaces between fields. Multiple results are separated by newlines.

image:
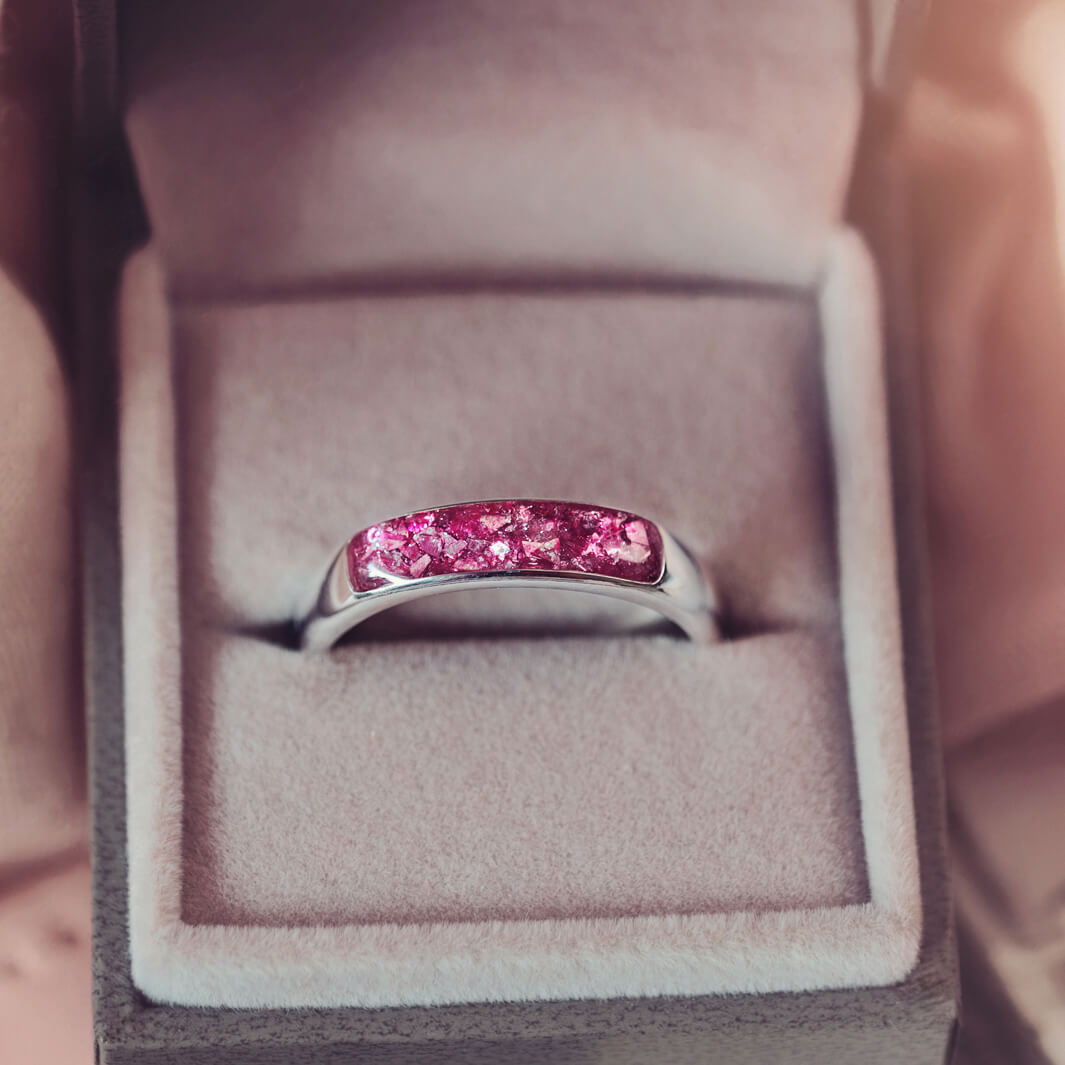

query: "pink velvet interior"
xmin=115 ymin=0 xmax=921 ymax=1009
xmin=121 ymin=0 xmax=862 ymax=294
xmin=171 ymin=289 xmax=862 ymax=928
xmin=120 ymin=239 xmax=922 ymax=1009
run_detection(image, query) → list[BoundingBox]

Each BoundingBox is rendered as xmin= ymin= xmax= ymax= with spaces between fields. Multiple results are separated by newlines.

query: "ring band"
xmin=299 ymin=499 xmax=717 ymax=651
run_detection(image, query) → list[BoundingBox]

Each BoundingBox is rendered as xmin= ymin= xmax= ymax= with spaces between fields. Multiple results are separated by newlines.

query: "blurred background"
xmin=1 ymin=0 xmax=1064 ymax=1061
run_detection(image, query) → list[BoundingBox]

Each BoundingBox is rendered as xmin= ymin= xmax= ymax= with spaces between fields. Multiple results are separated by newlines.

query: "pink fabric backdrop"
xmin=906 ymin=0 xmax=1065 ymax=745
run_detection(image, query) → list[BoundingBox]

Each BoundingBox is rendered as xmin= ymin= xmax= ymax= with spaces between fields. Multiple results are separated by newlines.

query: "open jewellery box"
xmin=76 ymin=1 xmax=958 ymax=1062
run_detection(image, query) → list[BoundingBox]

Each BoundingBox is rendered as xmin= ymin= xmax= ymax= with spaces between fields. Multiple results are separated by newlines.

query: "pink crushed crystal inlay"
xmin=347 ymin=501 xmax=665 ymax=593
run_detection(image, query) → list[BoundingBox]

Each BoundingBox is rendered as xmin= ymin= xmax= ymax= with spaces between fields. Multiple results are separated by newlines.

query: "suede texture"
xmin=121 ymin=0 xmax=861 ymax=294
xmin=118 ymin=233 xmax=921 ymax=1009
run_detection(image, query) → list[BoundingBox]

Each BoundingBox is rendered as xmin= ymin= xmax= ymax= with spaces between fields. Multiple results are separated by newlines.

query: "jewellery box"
xmin=76 ymin=1 xmax=959 ymax=1062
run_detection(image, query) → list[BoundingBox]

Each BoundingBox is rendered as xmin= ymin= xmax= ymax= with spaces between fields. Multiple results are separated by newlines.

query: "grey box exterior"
xmin=75 ymin=2 xmax=958 ymax=1061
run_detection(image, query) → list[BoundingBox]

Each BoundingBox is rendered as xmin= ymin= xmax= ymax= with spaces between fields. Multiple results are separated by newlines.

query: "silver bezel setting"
xmin=299 ymin=501 xmax=718 ymax=651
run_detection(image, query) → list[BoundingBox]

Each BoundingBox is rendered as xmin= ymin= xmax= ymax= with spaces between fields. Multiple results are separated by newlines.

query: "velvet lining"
xmin=120 ymin=233 xmax=921 ymax=1008
xmin=121 ymin=0 xmax=862 ymax=295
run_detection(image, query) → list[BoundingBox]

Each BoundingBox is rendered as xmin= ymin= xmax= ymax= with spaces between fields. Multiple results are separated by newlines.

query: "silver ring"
xmin=299 ymin=499 xmax=718 ymax=651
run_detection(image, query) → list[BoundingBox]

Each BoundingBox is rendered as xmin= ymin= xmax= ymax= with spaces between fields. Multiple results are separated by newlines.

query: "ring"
xmin=299 ymin=499 xmax=718 ymax=651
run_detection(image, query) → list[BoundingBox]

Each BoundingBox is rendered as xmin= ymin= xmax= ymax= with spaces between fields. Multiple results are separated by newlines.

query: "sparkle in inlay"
xmin=347 ymin=501 xmax=665 ymax=592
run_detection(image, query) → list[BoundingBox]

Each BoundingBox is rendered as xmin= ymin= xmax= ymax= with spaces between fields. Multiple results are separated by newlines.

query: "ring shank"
xmin=299 ymin=525 xmax=717 ymax=651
